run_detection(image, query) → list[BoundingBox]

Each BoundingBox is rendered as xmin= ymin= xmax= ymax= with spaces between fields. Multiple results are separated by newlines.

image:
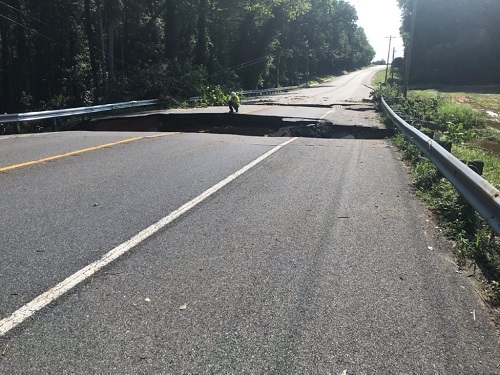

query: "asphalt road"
xmin=0 ymin=67 xmax=499 ymax=374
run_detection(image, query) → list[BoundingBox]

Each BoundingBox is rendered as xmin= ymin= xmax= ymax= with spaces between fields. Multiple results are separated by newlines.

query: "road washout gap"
xmin=74 ymin=112 xmax=394 ymax=139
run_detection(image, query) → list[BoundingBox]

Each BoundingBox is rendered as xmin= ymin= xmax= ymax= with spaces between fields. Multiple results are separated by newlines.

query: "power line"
xmin=0 ymin=12 xmax=58 ymax=45
xmin=0 ymin=0 xmax=156 ymax=62
xmin=208 ymin=56 xmax=268 ymax=78
xmin=0 ymin=1 xmax=57 ymax=34
xmin=0 ymin=1 xmax=267 ymax=81
xmin=0 ymin=2 xmax=134 ymax=70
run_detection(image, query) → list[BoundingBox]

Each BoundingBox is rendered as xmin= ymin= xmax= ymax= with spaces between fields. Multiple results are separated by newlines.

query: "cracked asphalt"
xmin=1 ymin=67 xmax=499 ymax=374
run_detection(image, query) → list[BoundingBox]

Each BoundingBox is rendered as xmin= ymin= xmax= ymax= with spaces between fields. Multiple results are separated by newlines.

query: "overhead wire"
xmin=0 ymin=1 xmax=59 ymax=35
xmin=0 ymin=1 xmax=135 ymax=70
xmin=207 ymin=55 xmax=269 ymax=78
xmin=0 ymin=13 xmax=59 ymax=45
xmin=0 ymin=1 xmax=270 ymax=80
xmin=0 ymin=0 xmax=188 ymax=69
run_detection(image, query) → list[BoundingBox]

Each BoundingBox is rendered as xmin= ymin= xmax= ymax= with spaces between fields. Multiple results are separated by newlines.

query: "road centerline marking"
xmin=0 ymin=137 xmax=298 ymax=336
xmin=241 ymin=106 xmax=273 ymax=114
xmin=0 ymin=133 xmax=178 ymax=173
xmin=320 ymin=107 xmax=337 ymax=120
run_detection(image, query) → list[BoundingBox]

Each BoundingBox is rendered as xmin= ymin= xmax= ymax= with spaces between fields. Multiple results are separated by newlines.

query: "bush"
xmin=376 ymin=85 xmax=500 ymax=303
xmin=370 ymin=83 xmax=400 ymax=109
xmin=436 ymin=101 xmax=484 ymax=128
xmin=434 ymin=101 xmax=485 ymax=142
xmin=198 ymin=85 xmax=232 ymax=107
xmin=371 ymin=85 xmax=485 ymax=144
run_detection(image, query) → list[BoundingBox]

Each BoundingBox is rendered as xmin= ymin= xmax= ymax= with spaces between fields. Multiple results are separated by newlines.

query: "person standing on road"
xmin=228 ymin=91 xmax=240 ymax=113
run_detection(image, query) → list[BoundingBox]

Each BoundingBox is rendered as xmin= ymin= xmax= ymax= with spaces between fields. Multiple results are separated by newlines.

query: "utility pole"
xmin=404 ymin=0 xmax=418 ymax=98
xmin=277 ymin=54 xmax=280 ymax=87
xmin=391 ymin=47 xmax=396 ymax=80
xmin=306 ymin=54 xmax=310 ymax=87
xmin=384 ymin=35 xmax=394 ymax=84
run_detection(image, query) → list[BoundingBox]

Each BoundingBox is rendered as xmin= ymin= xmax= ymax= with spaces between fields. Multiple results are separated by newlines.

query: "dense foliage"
xmin=0 ymin=0 xmax=375 ymax=113
xmin=398 ymin=0 xmax=500 ymax=85
xmin=372 ymin=83 xmax=486 ymax=141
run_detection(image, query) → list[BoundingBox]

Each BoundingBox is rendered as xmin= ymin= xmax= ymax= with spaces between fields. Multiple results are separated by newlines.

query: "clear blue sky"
xmin=346 ymin=0 xmax=404 ymax=62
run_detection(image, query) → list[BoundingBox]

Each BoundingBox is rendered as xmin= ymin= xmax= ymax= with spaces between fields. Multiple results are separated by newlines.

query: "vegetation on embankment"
xmin=0 ymin=1 xmax=374 ymax=114
xmin=407 ymin=89 xmax=500 ymax=157
xmin=371 ymin=80 xmax=500 ymax=307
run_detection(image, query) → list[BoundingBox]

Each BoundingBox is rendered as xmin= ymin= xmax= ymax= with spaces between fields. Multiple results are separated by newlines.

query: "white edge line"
xmin=0 ymin=137 xmax=298 ymax=336
xmin=320 ymin=107 xmax=336 ymax=120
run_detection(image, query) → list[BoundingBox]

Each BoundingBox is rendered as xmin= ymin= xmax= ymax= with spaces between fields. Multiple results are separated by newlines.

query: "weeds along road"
xmin=0 ymin=67 xmax=499 ymax=373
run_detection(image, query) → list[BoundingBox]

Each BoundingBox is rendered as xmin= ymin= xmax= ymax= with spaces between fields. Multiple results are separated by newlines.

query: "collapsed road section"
xmin=73 ymin=111 xmax=394 ymax=139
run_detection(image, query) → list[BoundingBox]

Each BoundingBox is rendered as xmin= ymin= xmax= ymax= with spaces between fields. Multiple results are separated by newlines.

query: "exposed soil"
xmin=482 ymin=120 xmax=500 ymax=154
xmin=74 ymin=111 xmax=394 ymax=139
xmin=480 ymin=140 xmax=500 ymax=155
xmin=487 ymin=120 xmax=500 ymax=131
xmin=451 ymin=96 xmax=474 ymax=104
xmin=443 ymin=93 xmax=500 ymax=155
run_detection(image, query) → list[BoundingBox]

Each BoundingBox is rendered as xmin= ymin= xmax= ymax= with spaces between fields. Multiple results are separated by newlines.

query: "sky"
xmin=346 ymin=0 xmax=405 ymax=62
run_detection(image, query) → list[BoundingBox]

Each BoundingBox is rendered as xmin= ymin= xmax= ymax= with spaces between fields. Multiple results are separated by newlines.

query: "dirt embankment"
xmin=74 ymin=105 xmax=393 ymax=140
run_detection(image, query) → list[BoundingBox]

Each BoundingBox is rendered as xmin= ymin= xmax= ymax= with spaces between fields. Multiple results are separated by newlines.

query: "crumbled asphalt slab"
xmin=73 ymin=103 xmax=394 ymax=139
xmin=273 ymin=122 xmax=394 ymax=139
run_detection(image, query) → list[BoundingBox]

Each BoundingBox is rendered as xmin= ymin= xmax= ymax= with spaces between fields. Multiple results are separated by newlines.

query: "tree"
xmin=0 ymin=0 xmax=378 ymax=113
xmin=398 ymin=0 xmax=500 ymax=85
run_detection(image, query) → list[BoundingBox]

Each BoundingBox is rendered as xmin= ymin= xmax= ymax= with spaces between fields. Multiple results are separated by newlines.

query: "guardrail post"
xmin=16 ymin=122 xmax=20 ymax=134
xmin=381 ymin=96 xmax=500 ymax=235
xmin=437 ymin=141 xmax=452 ymax=153
xmin=53 ymin=118 xmax=58 ymax=132
xmin=467 ymin=161 xmax=484 ymax=176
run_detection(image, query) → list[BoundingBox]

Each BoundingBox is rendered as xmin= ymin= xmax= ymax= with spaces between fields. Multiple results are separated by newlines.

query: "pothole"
xmin=74 ymin=113 xmax=393 ymax=139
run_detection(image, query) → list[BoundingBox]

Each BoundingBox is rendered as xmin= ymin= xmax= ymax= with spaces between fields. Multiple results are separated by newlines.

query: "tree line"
xmin=0 ymin=0 xmax=375 ymax=113
xmin=398 ymin=0 xmax=500 ymax=85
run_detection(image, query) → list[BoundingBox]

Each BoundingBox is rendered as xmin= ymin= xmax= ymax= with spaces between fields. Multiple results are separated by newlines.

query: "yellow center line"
xmin=0 ymin=132 xmax=178 ymax=173
xmin=241 ymin=106 xmax=274 ymax=114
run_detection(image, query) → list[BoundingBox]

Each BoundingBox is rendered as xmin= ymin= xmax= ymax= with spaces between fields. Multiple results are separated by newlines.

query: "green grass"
xmin=307 ymin=75 xmax=336 ymax=86
xmin=397 ymin=88 xmax=500 ymax=173
xmin=393 ymin=87 xmax=500 ymax=205
xmin=372 ymin=81 xmax=500 ymax=306
xmin=409 ymin=89 xmax=500 ymax=134
xmin=372 ymin=67 xmax=391 ymax=86
xmin=409 ymin=88 xmax=500 ymax=113
xmin=453 ymin=145 xmax=500 ymax=188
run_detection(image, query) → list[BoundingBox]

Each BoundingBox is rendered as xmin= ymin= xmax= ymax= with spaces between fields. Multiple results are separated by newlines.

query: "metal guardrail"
xmin=381 ymin=97 xmax=500 ymax=235
xmin=188 ymin=84 xmax=303 ymax=103
xmin=2 ymin=85 xmax=297 ymax=130
xmin=240 ymin=85 xmax=302 ymax=96
xmin=0 ymin=99 xmax=159 ymax=125
xmin=2 ymin=85 xmax=299 ymax=125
